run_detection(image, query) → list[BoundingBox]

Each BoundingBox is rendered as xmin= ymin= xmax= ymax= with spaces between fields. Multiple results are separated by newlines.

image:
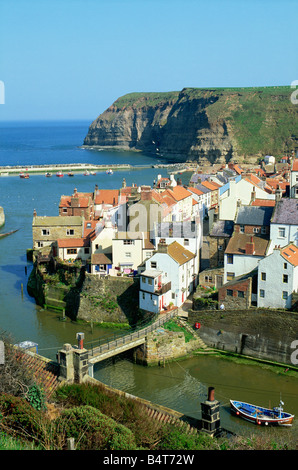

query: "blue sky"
xmin=0 ymin=0 xmax=297 ymax=121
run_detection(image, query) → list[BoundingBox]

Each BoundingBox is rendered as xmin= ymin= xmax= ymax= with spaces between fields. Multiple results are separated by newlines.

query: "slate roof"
xmin=235 ymin=205 xmax=274 ymax=226
xmin=271 ymin=198 xmax=298 ymax=225
xmin=210 ymin=220 xmax=234 ymax=237
xmin=33 ymin=216 xmax=83 ymax=226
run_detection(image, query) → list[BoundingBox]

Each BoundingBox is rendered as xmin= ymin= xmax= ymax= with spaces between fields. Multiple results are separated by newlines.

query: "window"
xmin=42 ymin=229 xmax=50 ymax=236
xmin=227 ymin=254 xmax=234 ymax=264
xmin=259 ymin=289 xmax=265 ymax=298
xmin=84 ymin=247 xmax=89 ymax=254
xmin=148 ymin=278 xmax=153 ymax=285
xmin=151 ymin=261 xmax=157 ymax=269
xmin=67 ymin=248 xmax=77 ymax=254
xmin=67 ymin=229 xmax=74 ymax=236
xmin=124 ymin=240 xmax=134 ymax=245
xmin=227 ymin=272 xmax=235 ymax=281
xmin=142 ymin=277 xmax=146 ymax=283
xmin=86 ymin=222 xmax=91 ymax=228
xmin=142 ymin=292 xmax=145 ymax=300
xmin=237 ymin=291 xmax=245 ymax=298
xmin=240 ymin=225 xmax=244 ymax=233
xmin=227 ymin=289 xmax=233 ymax=296
xmin=284 ymin=263 xmax=287 ymax=269
xmin=282 ymin=291 xmax=288 ymax=300
xmin=261 ymin=227 xmax=266 ymax=235
xmin=278 ymin=227 xmax=286 ymax=238
xmin=125 ymin=252 xmax=131 ymax=258
xmin=184 ymin=239 xmax=189 ymax=246
xmin=283 ymin=274 xmax=288 ymax=283
xmin=172 ymin=293 xmax=175 ymax=300
xmin=253 ymin=227 xmax=260 ymax=233
xmin=261 ymin=272 xmax=266 ymax=281
xmin=218 ymin=245 xmax=223 ymax=251
xmin=62 ymin=208 xmax=67 ymax=213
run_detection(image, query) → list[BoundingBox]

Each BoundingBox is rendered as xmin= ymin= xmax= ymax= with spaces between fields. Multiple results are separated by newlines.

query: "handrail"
xmin=87 ymin=309 xmax=178 ymax=357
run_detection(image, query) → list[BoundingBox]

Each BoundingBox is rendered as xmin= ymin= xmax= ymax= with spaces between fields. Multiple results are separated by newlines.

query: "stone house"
xmin=139 ymin=240 xmax=197 ymax=314
xmin=59 ymin=188 xmax=94 ymax=219
xmin=233 ymin=204 xmax=274 ymax=238
xmin=207 ymin=219 xmax=234 ymax=268
xmin=218 ymin=269 xmax=257 ymax=310
xmin=32 ymin=214 xmax=84 ymax=250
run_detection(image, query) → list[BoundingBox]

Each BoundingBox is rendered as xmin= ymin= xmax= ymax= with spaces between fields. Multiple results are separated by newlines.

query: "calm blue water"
xmin=0 ymin=120 xmax=173 ymax=352
xmin=0 ymin=121 xmax=297 ymax=438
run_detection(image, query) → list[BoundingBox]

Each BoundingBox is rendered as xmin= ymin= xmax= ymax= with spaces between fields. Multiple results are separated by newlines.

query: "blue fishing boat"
xmin=230 ymin=399 xmax=294 ymax=426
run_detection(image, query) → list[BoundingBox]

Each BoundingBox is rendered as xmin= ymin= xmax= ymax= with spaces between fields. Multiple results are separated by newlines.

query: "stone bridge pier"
xmin=57 ymin=334 xmax=89 ymax=383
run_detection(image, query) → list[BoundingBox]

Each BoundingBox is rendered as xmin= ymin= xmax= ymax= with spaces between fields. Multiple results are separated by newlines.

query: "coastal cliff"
xmin=84 ymin=87 xmax=298 ymax=164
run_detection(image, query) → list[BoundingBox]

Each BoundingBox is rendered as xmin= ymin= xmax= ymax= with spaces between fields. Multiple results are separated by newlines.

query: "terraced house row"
xmin=32 ymin=155 xmax=298 ymax=314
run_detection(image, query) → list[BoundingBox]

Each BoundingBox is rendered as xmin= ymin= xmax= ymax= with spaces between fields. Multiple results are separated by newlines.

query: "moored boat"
xmin=230 ymin=399 xmax=294 ymax=426
xmin=106 ymin=169 xmax=113 ymax=175
xmin=90 ymin=171 xmax=96 ymax=175
xmin=19 ymin=172 xmax=29 ymax=179
xmin=68 ymin=172 xmax=74 ymax=177
xmin=56 ymin=171 xmax=63 ymax=177
xmin=45 ymin=172 xmax=52 ymax=177
xmin=83 ymin=170 xmax=90 ymax=176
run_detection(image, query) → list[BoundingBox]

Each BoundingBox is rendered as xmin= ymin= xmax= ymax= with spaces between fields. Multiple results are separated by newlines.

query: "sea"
xmin=0 ymin=120 xmax=297 ymax=440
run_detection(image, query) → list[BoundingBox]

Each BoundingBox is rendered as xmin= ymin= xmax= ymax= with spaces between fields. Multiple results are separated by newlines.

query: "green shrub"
xmin=0 ymin=394 xmax=44 ymax=440
xmin=55 ymin=405 xmax=137 ymax=450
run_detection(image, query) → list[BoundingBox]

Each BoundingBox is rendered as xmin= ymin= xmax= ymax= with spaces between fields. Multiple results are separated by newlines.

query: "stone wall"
xmin=77 ymin=274 xmax=140 ymax=324
xmin=188 ymin=309 xmax=298 ymax=365
xmin=135 ymin=328 xmax=201 ymax=366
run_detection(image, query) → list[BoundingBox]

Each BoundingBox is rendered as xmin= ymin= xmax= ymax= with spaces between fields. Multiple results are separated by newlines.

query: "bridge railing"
xmin=86 ymin=308 xmax=178 ymax=357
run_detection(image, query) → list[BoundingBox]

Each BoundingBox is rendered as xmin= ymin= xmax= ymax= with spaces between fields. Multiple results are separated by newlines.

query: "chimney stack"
xmin=245 ymin=236 xmax=255 ymax=255
xmin=201 ymin=387 xmax=221 ymax=437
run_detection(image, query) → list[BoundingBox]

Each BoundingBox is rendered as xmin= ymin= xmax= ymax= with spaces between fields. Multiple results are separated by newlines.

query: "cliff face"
xmin=84 ymin=87 xmax=298 ymax=164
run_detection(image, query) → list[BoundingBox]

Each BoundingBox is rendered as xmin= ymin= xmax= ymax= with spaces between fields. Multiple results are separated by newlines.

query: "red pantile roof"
xmin=281 ymin=244 xmax=298 ymax=267
xmin=57 ymin=238 xmax=89 ymax=248
xmin=251 ymin=199 xmax=276 ymax=207
xmin=95 ymin=189 xmax=119 ymax=206
xmin=291 ymin=159 xmax=298 ymax=171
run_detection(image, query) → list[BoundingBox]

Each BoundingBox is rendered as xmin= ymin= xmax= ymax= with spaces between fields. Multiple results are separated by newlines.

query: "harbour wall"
xmin=188 ymin=309 xmax=298 ymax=366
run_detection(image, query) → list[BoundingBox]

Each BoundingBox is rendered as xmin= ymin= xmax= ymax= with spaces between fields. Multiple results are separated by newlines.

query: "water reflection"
xmin=93 ymin=353 xmax=298 ymax=438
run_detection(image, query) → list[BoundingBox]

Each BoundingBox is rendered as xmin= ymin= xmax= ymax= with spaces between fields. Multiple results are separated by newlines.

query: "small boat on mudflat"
xmin=230 ymin=399 xmax=294 ymax=426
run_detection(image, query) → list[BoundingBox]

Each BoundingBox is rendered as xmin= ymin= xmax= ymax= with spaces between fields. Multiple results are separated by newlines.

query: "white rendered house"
xmin=139 ymin=240 xmax=197 ymax=314
xmin=257 ymin=244 xmax=298 ymax=309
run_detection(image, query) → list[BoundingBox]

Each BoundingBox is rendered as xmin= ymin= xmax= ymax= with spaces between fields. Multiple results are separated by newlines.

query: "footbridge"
xmin=86 ymin=309 xmax=178 ymax=376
